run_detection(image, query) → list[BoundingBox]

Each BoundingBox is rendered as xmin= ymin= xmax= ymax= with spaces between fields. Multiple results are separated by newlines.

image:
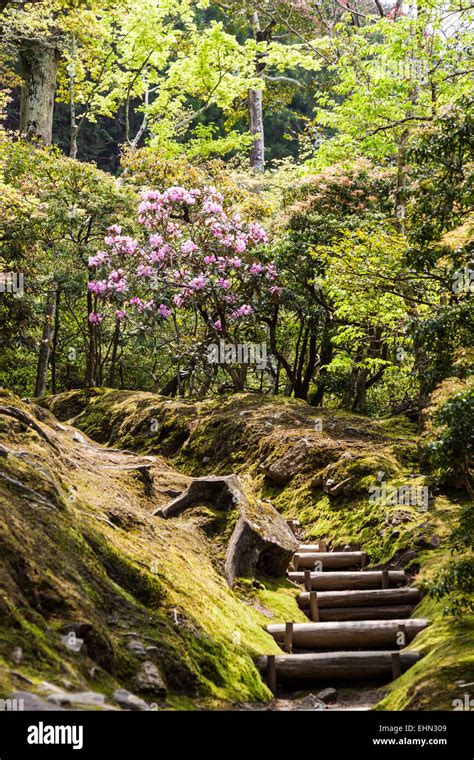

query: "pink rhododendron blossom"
xmin=158 ymin=304 xmax=172 ymax=318
xmin=88 ymin=280 xmax=108 ymax=295
xmin=88 ymin=312 xmax=103 ymax=324
xmin=248 ymin=221 xmax=268 ymax=244
xmin=137 ymin=264 xmax=154 ymax=278
xmin=173 ymin=294 xmax=186 ymax=308
xmin=232 ymin=304 xmax=253 ymax=319
xmin=189 ymin=275 xmax=206 ymax=291
xmin=181 ymin=239 xmax=199 ymax=254
xmin=234 ymin=236 xmax=247 ymax=253
xmin=89 ymin=186 xmax=279 ymax=340
xmin=149 ymin=234 xmax=164 ymax=248
xmin=88 ymin=251 xmax=110 ymax=268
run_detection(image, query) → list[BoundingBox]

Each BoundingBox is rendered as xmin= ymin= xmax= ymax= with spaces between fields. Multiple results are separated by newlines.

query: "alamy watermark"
xmin=370 ymin=57 xmax=429 ymax=84
xmin=369 ymin=482 xmax=429 ymax=511
xmin=0 ymin=272 xmax=24 ymax=296
xmin=207 ymin=340 xmax=269 ymax=370
xmin=452 ymin=267 xmax=474 ymax=295
xmin=0 ymin=697 xmax=24 ymax=711
xmin=452 ymin=681 xmax=474 ymax=710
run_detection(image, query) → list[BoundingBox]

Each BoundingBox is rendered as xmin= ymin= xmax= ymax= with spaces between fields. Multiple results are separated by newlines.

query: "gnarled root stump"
xmin=153 ymin=475 xmax=298 ymax=587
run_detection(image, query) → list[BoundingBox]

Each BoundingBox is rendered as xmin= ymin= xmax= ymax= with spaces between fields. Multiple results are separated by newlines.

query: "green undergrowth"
xmin=35 ymin=388 xmax=474 ymax=710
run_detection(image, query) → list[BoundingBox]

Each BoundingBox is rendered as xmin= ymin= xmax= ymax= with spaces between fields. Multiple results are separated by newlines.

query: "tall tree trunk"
xmin=248 ymin=11 xmax=271 ymax=172
xmin=34 ymin=289 xmax=57 ymax=397
xmin=50 ymin=289 xmax=61 ymax=395
xmin=85 ymin=290 xmax=97 ymax=386
xmin=310 ymin=326 xmax=333 ymax=407
xmin=352 ymin=367 xmax=368 ymax=415
xmin=108 ymin=320 xmax=121 ymax=387
xmin=249 ymin=87 xmax=265 ymax=171
xmin=69 ymin=33 xmax=78 ymax=159
xmin=19 ymin=42 xmax=60 ymax=145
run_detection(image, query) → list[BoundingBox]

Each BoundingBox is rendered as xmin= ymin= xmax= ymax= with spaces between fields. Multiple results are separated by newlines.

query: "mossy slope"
xmin=39 ymin=388 xmax=474 ymax=711
xmin=0 ymin=390 xmax=307 ymax=709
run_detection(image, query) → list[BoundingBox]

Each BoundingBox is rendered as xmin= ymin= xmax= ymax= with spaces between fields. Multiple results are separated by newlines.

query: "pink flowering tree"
xmin=87 ymin=185 xmax=281 ymax=392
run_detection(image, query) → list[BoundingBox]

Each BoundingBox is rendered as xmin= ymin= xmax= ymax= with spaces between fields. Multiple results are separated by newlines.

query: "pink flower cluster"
xmin=88 ymin=185 xmax=280 ymax=334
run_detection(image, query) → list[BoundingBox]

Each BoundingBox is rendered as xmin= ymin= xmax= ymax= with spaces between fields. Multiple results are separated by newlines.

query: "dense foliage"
xmin=0 ymin=0 xmax=472 ymax=504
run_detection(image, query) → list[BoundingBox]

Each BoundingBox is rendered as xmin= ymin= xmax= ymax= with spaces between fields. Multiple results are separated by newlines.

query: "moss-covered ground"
xmin=6 ymin=387 xmax=473 ymax=710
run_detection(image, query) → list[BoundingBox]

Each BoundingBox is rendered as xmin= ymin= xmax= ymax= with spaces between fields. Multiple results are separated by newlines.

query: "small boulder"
xmin=127 ymin=638 xmax=146 ymax=657
xmin=47 ymin=691 xmax=106 ymax=707
xmin=8 ymin=691 xmax=65 ymax=711
xmin=328 ymin=477 xmax=353 ymax=496
xmin=323 ymin=478 xmax=336 ymax=493
xmin=295 ymin=694 xmax=326 ymax=710
xmin=113 ymin=688 xmax=150 ymax=711
xmin=317 ymin=687 xmax=337 ymax=704
xmin=258 ymin=440 xmax=309 ymax=486
xmin=133 ymin=661 xmax=167 ymax=696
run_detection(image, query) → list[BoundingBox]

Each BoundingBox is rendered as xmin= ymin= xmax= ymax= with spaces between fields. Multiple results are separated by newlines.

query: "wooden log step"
xmin=266 ymin=619 xmax=429 ymax=650
xmin=297 ymin=587 xmax=420 ymax=610
xmin=297 ymin=543 xmax=327 ymax=553
xmin=294 ymin=551 xmax=367 ymax=570
xmin=258 ymin=651 xmax=421 ymax=683
xmin=288 ymin=570 xmax=406 ymax=590
xmin=303 ymin=604 xmax=416 ymax=621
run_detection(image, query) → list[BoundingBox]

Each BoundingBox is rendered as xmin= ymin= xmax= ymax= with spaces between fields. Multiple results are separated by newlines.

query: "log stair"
xmin=261 ymin=540 xmax=429 ymax=694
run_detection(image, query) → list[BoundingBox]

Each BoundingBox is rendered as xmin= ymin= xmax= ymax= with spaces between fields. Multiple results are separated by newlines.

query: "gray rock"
xmin=258 ymin=440 xmax=309 ymax=486
xmin=72 ymin=431 xmax=85 ymax=444
xmin=113 ymin=688 xmax=150 ymax=711
xmin=390 ymin=510 xmax=413 ymax=526
xmin=47 ymin=691 xmax=106 ymax=707
xmin=133 ymin=661 xmax=167 ymax=696
xmin=317 ymin=687 xmax=337 ymax=704
xmin=127 ymin=638 xmax=146 ymax=657
xmin=8 ymin=691 xmax=66 ymax=711
xmin=328 ymin=477 xmax=353 ymax=496
xmin=295 ymin=694 xmax=326 ymax=710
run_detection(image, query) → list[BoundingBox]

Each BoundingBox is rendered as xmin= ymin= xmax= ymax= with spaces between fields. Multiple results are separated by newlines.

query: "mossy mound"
xmin=36 ymin=389 xmax=474 ymax=709
xmin=0 ymin=393 xmax=307 ymax=709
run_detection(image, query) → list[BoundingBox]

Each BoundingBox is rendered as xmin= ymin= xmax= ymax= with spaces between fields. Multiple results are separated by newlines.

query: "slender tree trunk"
xmin=249 ymin=87 xmax=265 ymax=171
xmin=50 ymin=289 xmax=61 ymax=395
xmin=310 ymin=326 xmax=333 ymax=407
xmin=19 ymin=42 xmax=60 ymax=145
xmin=395 ymin=131 xmax=409 ymax=232
xmin=85 ymin=291 xmax=97 ymax=386
xmin=248 ymin=11 xmax=271 ymax=172
xmin=34 ymin=289 xmax=57 ymax=397
xmin=108 ymin=320 xmax=121 ymax=387
xmin=69 ymin=32 xmax=78 ymax=158
xmin=352 ymin=367 xmax=368 ymax=414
